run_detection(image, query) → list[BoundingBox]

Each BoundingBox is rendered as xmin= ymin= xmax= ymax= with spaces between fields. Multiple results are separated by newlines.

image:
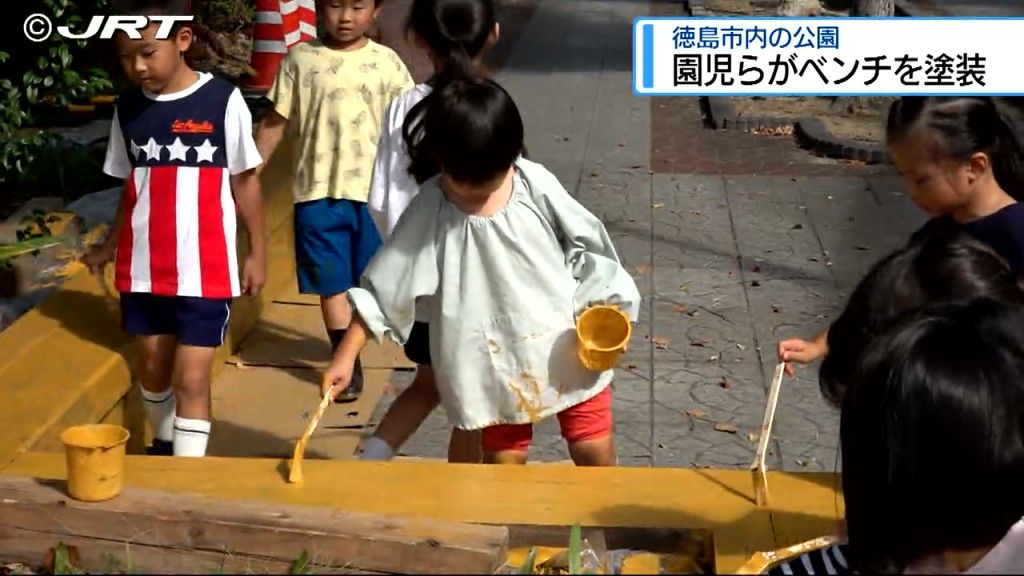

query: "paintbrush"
xmin=735 ymin=536 xmax=839 ymax=574
xmin=751 ymin=362 xmax=786 ymax=506
xmin=288 ymin=385 xmax=334 ymax=484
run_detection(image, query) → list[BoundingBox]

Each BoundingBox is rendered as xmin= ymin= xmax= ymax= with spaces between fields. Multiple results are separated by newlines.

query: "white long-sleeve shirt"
xmin=367 ymin=83 xmax=433 ymax=240
xmin=350 ymin=157 xmax=642 ymax=430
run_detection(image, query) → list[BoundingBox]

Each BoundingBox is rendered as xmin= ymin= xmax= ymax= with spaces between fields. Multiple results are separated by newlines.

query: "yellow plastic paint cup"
xmin=576 ymin=305 xmax=632 ymax=371
xmin=60 ymin=424 xmax=130 ymax=502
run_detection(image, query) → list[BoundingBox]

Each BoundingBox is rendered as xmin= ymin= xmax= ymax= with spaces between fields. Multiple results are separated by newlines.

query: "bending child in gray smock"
xmin=349 ymin=157 xmax=641 ymax=430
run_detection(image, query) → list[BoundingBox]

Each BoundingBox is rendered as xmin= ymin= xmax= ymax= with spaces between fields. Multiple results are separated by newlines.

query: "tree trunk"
xmin=831 ymin=0 xmax=895 ymax=112
xmin=850 ymin=0 xmax=894 ymax=16
xmin=777 ymin=0 xmax=824 ymax=16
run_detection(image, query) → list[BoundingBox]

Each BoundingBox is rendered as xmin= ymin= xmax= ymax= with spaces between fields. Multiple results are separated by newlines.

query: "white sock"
xmin=173 ymin=417 xmax=211 ymax=457
xmin=360 ymin=436 xmax=394 ymax=461
xmin=140 ymin=386 xmax=175 ymax=442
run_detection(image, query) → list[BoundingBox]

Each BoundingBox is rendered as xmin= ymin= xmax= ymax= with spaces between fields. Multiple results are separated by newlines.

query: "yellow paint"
xmin=509 ymin=381 xmax=545 ymax=422
xmin=3 ymin=453 xmax=843 ymax=573
xmin=620 ymin=552 xmax=663 ymax=574
xmin=0 ymin=142 xmax=298 ymax=469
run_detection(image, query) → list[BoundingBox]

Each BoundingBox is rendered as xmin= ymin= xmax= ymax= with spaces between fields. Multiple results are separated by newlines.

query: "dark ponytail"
xmin=886 ymin=96 xmax=1024 ymax=201
xmin=401 ymin=0 xmax=497 ymax=184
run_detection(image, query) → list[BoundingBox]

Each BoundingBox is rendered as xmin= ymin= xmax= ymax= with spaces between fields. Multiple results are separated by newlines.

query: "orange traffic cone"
xmin=244 ymin=0 xmax=288 ymax=91
xmin=297 ymin=0 xmax=317 ymax=43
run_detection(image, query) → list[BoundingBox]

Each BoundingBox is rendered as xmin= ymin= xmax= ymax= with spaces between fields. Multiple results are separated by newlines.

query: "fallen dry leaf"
xmin=719 ymin=376 xmax=732 ymax=389
xmin=686 ymin=408 xmax=708 ymax=419
xmin=653 ymin=337 xmax=670 ymax=350
xmin=751 ymin=280 xmax=761 ymax=287
xmin=736 ymin=343 xmax=746 ymax=351
xmin=627 ymin=364 xmax=638 ymax=370
xmin=714 ymin=422 xmax=738 ymax=434
xmin=792 ymin=224 xmax=804 ymax=230
xmin=747 ymin=431 xmax=759 ymax=443
xmin=751 ymin=265 xmax=762 ymax=273
xmin=673 ymin=304 xmax=695 ymax=315
xmin=708 ymin=355 xmax=718 ymax=362
xmin=652 ymin=203 xmax=665 ymax=209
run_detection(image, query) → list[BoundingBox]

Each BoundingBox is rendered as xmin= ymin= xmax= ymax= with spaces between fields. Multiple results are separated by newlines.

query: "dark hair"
xmin=819 ymin=224 xmax=1024 ymax=407
xmin=424 ymin=77 xmax=522 ymax=183
xmin=840 ymin=298 xmax=1024 ymax=572
xmin=401 ymin=0 xmax=497 ymax=183
xmin=886 ymin=97 xmax=1024 ymax=201
xmin=109 ymin=0 xmax=193 ymax=37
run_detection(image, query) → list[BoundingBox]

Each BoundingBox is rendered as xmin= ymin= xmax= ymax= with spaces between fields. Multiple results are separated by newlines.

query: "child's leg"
xmin=294 ymin=199 xmax=381 ymax=403
xmin=481 ymin=424 xmax=532 ymax=465
xmin=448 ymin=428 xmax=483 ymax=464
xmin=171 ymin=297 xmax=232 ymax=457
xmin=361 ymin=366 xmax=438 ymax=460
xmin=120 ymin=293 xmax=178 ymax=455
xmin=558 ymin=385 xmax=617 ymax=466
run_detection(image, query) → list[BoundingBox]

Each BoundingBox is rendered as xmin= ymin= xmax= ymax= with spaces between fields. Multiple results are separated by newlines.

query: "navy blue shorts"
xmin=120 ymin=293 xmax=232 ymax=348
xmin=294 ymin=198 xmax=382 ymax=296
xmin=404 ymin=321 xmax=431 ymax=365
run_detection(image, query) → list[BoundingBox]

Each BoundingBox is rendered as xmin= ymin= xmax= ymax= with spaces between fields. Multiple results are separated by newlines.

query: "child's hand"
xmin=322 ymin=358 xmax=354 ymax=401
xmin=241 ymin=253 xmax=266 ymax=296
xmin=82 ymin=242 xmax=116 ymax=276
xmin=778 ymin=337 xmax=827 ymax=376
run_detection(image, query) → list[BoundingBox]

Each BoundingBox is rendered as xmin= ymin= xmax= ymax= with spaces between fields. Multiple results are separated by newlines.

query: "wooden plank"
xmin=227 ymin=301 xmax=415 ymax=370
xmin=208 ymin=364 xmax=389 ymax=459
xmin=0 ymin=475 xmax=509 ymax=575
xmin=0 ymin=526 xmax=385 ymax=575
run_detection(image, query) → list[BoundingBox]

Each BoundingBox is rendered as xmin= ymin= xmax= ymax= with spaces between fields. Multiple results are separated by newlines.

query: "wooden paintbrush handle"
xmin=300 ymin=389 xmax=333 ymax=441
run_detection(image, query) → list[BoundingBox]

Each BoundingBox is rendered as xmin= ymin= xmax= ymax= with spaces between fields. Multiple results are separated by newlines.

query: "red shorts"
xmin=480 ymin=385 xmax=613 ymax=453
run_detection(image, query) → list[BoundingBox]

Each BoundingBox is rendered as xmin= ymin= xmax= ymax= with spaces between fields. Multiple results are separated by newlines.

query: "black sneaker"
xmin=146 ymin=439 xmax=174 ymax=456
xmin=335 ymin=357 xmax=364 ymax=403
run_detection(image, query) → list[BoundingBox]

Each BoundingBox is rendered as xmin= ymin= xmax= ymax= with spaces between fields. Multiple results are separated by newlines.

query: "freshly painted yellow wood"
xmin=0 ymin=149 xmax=297 ymax=468
xmin=3 ymin=453 xmax=841 ymax=573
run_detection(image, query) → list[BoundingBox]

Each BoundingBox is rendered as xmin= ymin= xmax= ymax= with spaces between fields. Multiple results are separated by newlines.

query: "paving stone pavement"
xmin=368 ymin=0 xmax=928 ymax=472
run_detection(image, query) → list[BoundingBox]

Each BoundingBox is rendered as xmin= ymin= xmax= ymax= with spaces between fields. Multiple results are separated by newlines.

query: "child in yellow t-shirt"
xmin=256 ymin=0 xmax=414 ymax=402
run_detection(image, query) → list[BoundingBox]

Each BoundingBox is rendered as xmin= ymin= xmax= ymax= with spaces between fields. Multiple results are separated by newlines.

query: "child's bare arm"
xmin=231 ymin=169 xmax=266 ymax=295
xmin=254 ymin=110 xmax=288 ymax=175
xmin=778 ymin=329 xmax=829 ymax=376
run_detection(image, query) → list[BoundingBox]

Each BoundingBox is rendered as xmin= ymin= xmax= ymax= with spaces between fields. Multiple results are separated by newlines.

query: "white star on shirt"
xmin=141 ymin=137 xmax=163 ymax=161
xmin=167 ymin=137 xmax=190 ymax=162
xmin=129 ymin=140 xmax=141 ymax=160
xmin=194 ymin=139 xmax=218 ymax=163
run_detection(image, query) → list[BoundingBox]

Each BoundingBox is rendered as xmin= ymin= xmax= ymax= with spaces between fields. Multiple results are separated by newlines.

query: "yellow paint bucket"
xmin=576 ymin=305 xmax=632 ymax=371
xmin=60 ymin=424 xmax=130 ymax=502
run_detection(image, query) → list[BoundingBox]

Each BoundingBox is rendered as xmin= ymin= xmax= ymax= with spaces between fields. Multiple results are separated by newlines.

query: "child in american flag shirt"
xmin=84 ymin=0 xmax=265 ymax=458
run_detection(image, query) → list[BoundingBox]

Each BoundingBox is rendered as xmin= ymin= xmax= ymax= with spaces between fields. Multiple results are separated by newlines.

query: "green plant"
xmin=193 ymin=0 xmax=254 ymax=33
xmin=289 ymin=550 xmax=312 ymax=575
xmin=1 ymin=0 xmax=114 ymax=184
xmin=52 ymin=543 xmax=81 ymax=575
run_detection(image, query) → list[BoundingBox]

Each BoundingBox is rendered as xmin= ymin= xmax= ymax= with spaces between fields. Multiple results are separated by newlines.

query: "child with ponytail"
xmin=360 ymin=0 xmax=500 ymax=462
xmin=779 ymin=96 xmax=1024 ymax=377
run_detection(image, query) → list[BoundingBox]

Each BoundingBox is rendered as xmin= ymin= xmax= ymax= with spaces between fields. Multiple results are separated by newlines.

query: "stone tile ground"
xmin=366 ymin=0 xmax=927 ymax=472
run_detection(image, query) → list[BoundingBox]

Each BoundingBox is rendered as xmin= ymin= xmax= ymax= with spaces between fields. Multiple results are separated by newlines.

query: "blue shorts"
xmin=120 ymin=293 xmax=232 ymax=348
xmin=294 ymin=198 xmax=382 ymax=296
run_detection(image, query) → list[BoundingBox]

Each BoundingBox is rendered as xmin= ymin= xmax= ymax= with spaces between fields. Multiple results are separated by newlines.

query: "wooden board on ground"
xmin=0 ymin=475 xmax=509 ymax=575
xmin=208 ymin=364 xmax=390 ymax=460
xmin=228 ymin=301 xmax=414 ymax=370
xmin=273 ymin=281 xmax=322 ymax=307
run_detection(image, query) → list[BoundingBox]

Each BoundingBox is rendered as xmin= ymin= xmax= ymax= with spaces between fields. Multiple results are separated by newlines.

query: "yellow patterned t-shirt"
xmin=267 ymin=39 xmax=414 ymax=203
